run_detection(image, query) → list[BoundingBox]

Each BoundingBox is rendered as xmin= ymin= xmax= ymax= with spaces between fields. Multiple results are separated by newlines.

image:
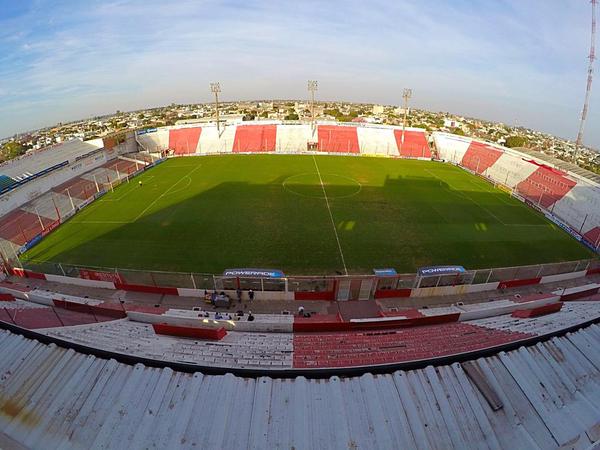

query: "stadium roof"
xmin=1 ymin=325 xmax=599 ymax=449
xmin=516 ymin=146 xmax=600 ymax=185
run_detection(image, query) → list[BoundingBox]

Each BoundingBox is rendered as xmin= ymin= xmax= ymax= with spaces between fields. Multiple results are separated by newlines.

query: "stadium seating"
xmin=43 ymin=320 xmax=295 ymax=369
xmin=21 ymin=191 xmax=74 ymax=221
xmin=393 ymin=129 xmax=432 ymax=158
xmin=0 ymin=139 xmax=103 ymax=180
xmin=0 ymin=302 xmax=116 ymax=329
xmin=52 ymin=177 xmax=98 ymax=201
xmin=275 ymin=124 xmax=312 ymax=152
xmin=432 ymin=131 xmax=600 ymax=246
xmin=470 ymin=301 xmax=600 ymax=335
xmin=515 ymin=164 xmax=577 ymax=209
xmin=102 ymin=158 xmax=140 ymax=177
xmin=460 ymin=141 xmax=503 ymax=174
xmin=480 ymin=151 xmax=538 ymax=187
xmin=233 ymin=125 xmax=277 ymax=152
xmin=136 ymin=129 xmax=170 ymax=152
xmin=293 ymin=323 xmax=534 ymax=368
xmin=356 ymin=127 xmax=397 ymax=156
xmin=196 ymin=125 xmax=237 ymax=153
xmin=0 ymin=209 xmax=54 ymax=245
xmin=583 ymin=226 xmax=600 ymax=247
xmin=0 ymin=175 xmax=16 ymax=190
xmin=169 ymin=127 xmax=202 ymax=155
xmin=317 ymin=125 xmax=360 ymax=153
xmin=511 ymin=301 xmax=563 ymax=318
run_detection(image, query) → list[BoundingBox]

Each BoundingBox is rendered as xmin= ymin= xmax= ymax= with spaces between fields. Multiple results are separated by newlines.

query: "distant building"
xmin=372 ymin=105 xmax=385 ymax=115
xmin=444 ymin=118 xmax=461 ymax=128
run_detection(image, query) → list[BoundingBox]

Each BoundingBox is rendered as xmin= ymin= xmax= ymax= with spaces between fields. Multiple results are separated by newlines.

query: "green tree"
xmin=1 ymin=141 xmax=26 ymax=161
xmin=452 ymin=128 xmax=466 ymax=136
xmin=504 ymin=135 xmax=528 ymax=148
xmin=285 ymin=112 xmax=299 ymax=120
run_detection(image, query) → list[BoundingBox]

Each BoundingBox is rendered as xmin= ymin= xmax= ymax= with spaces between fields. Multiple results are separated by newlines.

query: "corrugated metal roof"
xmin=516 ymin=147 xmax=600 ymax=185
xmin=0 ymin=325 xmax=599 ymax=450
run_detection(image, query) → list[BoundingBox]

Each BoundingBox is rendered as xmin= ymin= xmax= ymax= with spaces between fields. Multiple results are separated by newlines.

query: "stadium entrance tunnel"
xmin=20 ymin=156 xmax=593 ymax=276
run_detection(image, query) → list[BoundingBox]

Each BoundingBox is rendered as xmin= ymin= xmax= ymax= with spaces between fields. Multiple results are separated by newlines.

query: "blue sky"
xmin=0 ymin=0 xmax=598 ymax=147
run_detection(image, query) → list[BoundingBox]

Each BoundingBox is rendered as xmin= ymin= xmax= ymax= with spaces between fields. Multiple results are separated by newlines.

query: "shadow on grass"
xmin=21 ymin=172 xmax=592 ymax=276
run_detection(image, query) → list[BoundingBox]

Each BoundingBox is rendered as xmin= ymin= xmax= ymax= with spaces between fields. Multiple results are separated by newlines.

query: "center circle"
xmin=282 ymin=173 xmax=362 ymax=199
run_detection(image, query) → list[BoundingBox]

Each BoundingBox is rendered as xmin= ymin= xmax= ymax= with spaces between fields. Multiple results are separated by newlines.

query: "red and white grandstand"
xmin=0 ymin=121 xmax=600 ymax=449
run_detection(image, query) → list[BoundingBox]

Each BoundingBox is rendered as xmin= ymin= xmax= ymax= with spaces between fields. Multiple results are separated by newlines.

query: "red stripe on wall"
xmin=294 ymin=291 xmax=336 ymax=301
xmin=152 ymin=323 xmax=227 ymax=340
xmin=393 ymin=130 xmax=431 ymax=158
xmin=317 ymin=126 xmax=360 ymax=153
xmin=169 ymin=128 xmax=202 ymax=155
xmin=232 ymin=125 xmax=277 ymax=152
xmin=460 ymin=141 xmax=503 ymax=174
xmin=498 ymin=277 xmax=541 ymax=290
xmin=374 ymin=288 xmax=412 ymax=299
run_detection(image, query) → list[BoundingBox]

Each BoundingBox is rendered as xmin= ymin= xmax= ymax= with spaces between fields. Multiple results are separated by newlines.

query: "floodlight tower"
xmin=574 ymin=0 xmax=597 ymax=163
xmin=210 ymin=82 xmax=222 ymax=133
xmin=400 ymin=88 xmax=412 ymax=154
xmin=308 ymin=80 xmax=318 ymax=132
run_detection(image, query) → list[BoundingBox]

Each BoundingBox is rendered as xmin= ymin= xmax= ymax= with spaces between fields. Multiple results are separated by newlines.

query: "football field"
xmin=21 ymin=154 xmax=593 ymax=275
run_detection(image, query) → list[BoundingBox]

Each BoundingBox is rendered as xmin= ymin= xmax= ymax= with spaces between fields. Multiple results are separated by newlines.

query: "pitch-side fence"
xmin=18 ymin=258 xmax=599 ymax=298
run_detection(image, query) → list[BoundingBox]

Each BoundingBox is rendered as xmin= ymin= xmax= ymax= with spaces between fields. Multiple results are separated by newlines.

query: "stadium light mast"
xmin=308 ymin=80 xmax=318 ymax=132
xmin=210 ymin=82 xmax=222 ymax=133
xmin=574 ymin=0 xmax=597 ymax=163
xmin=400 ymin=88 xmax=412 ymax=154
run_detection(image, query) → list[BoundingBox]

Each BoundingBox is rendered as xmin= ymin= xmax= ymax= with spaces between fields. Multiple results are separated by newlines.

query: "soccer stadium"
xmin=0 ymin=120 xmax=600 ymax=449
xmin=2 ymin=0 xmax=600 ymax=446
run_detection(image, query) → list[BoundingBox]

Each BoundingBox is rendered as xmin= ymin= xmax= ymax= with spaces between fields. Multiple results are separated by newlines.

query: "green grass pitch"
xmin=22 ymin=154 xmax=593 ymax=275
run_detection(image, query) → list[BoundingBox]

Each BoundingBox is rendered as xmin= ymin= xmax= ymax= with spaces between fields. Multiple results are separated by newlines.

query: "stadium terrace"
xmin=0 ymin=119 xmax=600 ymax=449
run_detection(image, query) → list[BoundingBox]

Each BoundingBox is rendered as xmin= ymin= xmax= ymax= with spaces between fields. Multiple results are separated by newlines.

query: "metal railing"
xmin=18 ymin=258 xmax=599 ymax=295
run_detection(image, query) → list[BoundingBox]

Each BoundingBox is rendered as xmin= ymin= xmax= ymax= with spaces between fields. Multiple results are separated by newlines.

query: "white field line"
xmin=101 ymin=176 xmax=155 ymax=202
xmin=425 ymin=168 xmax=507 ymax=225
xmin=134 ymin=163 xmax=203 ymax=221
xmin=312 ymin=155 xmax=348 ymax=275
xmin=425 ymin=168 xmax=548 ymax=228
xmin=75 ymin=164 xmax=202 ymax=225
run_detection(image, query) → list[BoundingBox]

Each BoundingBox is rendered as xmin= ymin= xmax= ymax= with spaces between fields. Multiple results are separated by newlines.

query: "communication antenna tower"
xmin=574 ymin=0 xmax=597 ymax=163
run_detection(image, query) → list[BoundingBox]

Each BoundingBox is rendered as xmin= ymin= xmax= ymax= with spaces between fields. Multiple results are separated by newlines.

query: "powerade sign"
xmin=136 ymin=128 xmax=157 ymax=136
xmin=418 ymin=265 xmax=466 ymax=277
xmin=223 ymin=268 xmax=285 ymax=278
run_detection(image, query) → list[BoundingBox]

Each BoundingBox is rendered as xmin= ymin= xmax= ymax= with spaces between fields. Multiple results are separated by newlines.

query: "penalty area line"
xmin=312 ymin=154 xmax=348 ymax=276
xmin=134 ymin=163 xmax=203 ymax=221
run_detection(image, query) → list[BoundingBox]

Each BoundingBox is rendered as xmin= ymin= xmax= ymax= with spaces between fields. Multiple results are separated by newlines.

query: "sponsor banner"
xmin=544 ymin=213 xmax=582 ymax=241
xmin=79 ymin=269 xmax=124 ymax=284
xmin=497 ymin=183 xmax=512 ymax=195
xmin=41 ymin=219 xmax=61 ymax=237
xmin=62 ymin=209 xmax=76 ymax=221
xmin=373 ymin=268 xmax=397 ymax=276
xmin=418 ymin=265 xmax=466 ymax=277
xmin=223 ymin=268 xmax=285 ymax=278
xmin=94 ymin=189 xmax=107 ymax=200
xmin=20 ymin=233 xmax=43 ymax=253
xmin=524 ymin=198 xmax=543 ymax=213
xmin=512 ymin=192 xmax=525 ymax=202
xmin=77 ymin=197 xmax=94 ymax=211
